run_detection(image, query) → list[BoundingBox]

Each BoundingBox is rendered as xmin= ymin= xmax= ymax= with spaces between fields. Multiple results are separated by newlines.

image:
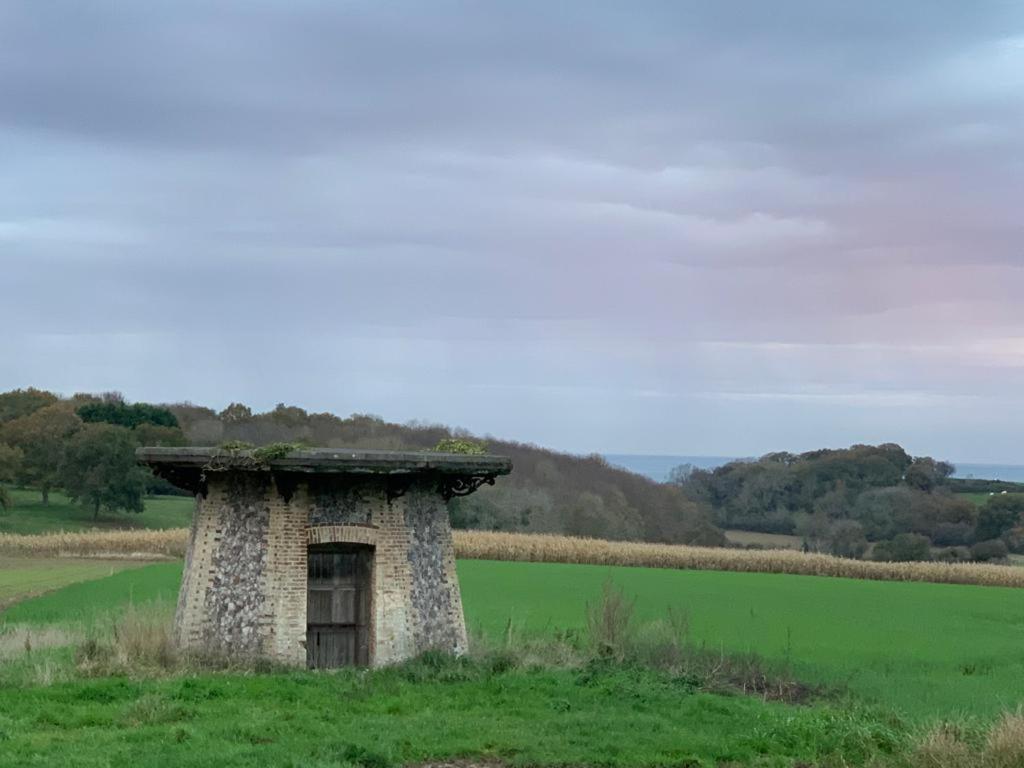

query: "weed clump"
xmin=586 ymin=578 xmax=635 ymax=661
xmin=76 ymin=603 xmax=176 ymax=675
xmin=72 ymin=603 xmax=301 ymax=679
xmin=910 ymin=712 xmax=1024 ymax=768
xmin=985 ymin=711 xmax=1024 ymax=768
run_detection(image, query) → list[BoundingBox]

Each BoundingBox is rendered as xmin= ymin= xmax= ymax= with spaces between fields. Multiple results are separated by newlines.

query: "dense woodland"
xmin=0 ymin=388 xmax=723 ymax=546
xmin=168 ymin=399 xmax=725 ymax=546
xmin=2 ymin=388 xmax=1023 ymax=561
xmin=673 ymin=444 xmax=1024 ymax=562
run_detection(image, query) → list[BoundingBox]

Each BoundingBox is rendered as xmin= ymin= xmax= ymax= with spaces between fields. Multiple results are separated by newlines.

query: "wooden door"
xmin=307 ymin=546 xmax=372 ymax=668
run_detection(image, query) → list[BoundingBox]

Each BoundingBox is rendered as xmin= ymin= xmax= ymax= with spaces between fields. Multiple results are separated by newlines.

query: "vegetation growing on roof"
xmin=251 ymin=441 xmax=307 ymax=464
xmin=207 ymin=440 xmax=306 ymax=469
xmin=434 ymin=438 xmax=487 ymax=455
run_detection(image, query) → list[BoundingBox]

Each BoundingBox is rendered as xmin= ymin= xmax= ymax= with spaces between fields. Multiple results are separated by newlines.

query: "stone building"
xmin=138 ymin=446 xmax=511 ymax=668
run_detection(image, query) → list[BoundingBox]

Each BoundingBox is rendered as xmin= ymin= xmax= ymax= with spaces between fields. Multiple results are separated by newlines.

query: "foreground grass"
xmin=0 ymin=568 xmax=914 ymax=768
xmin=5 ymin=558 xmax=1023 ymax=721
xmin=0 ymin=654 xmax=914 ymax=768
xmin=0 ymin=489 xmax=193 ymax=535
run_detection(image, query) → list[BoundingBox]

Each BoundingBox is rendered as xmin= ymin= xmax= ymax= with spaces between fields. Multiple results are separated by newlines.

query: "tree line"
xmin=0 ymin=388 xmax=722 ymax=546
xmin=672 ymin=444 xmax=1024 ymax=562
xmin=0 ymin=388 xmax=186 ymax=517
xmin=7 ymin=387 xmax=1016 ymax=561
xmin=170 ymin=400 xmax=724 ymax=545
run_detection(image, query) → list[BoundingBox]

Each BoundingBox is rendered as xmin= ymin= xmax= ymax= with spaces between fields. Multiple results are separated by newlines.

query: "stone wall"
xmin=308 ymin=476 xmax=374 ymax=527
xmin=203 ymin=473 xmax=269 ymax=653
xmin=174 ymin=472 xmax=467 ymax=666
xmin=405 ymin=487 xmax=467 ymax=653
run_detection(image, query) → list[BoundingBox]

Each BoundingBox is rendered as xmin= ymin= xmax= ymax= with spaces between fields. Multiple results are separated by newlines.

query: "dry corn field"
xmin=456 ymin=531 xmax=1024 ymax=587
xmin=0 ymin=529 xmax=187 ymax=559
xmin=2 ymin=527 xmax=1024 ymax=588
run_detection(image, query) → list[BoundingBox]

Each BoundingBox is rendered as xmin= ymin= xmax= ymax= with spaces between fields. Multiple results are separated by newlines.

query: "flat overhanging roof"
xmin=136 ymin=446 xmax=512 ymax=477
xmin=138 ymin=446 xmax=512 ymax=498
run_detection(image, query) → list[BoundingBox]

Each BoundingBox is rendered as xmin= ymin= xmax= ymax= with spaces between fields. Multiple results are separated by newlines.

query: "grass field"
xmin=0 ymin=561 xmax=917 ymax=768
xmin=0 ymin=561 xmax=182 ymax=626
xmin=4 ymin=557 xmax=1023 ymax=722
xmin=459 ymin=560 xmax=1024 ymax=720
xmin=2 ymin=508 xmax=1023 ymax=766
xmin=0 ymin=557 xmax=147 ymax=610
xmin=0 ymin=489 xmax=193 ymax=535
xmin=0 ymin=657 xmax=912 ymax=768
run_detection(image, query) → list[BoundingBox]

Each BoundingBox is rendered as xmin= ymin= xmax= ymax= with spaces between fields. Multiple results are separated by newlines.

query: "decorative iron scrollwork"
xmin=386 ymin=476 xmax=413 ymax=504
xmin=439 ymin=474 xmax=497 ymax=501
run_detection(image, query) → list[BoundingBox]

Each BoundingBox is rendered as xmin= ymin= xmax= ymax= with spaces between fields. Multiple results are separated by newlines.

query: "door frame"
xmin=306 ymin=542 xmax=374 ymax=668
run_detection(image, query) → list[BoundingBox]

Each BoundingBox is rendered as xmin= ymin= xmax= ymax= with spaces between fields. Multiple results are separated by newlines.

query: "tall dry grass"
xmin=912 ymin=713 xmax=1024 ymax=768
xmin=0 ymin=529 xmax=187 ymax=559
xmin=454 ymin=530 xmax=1024 ymax=588
xmin=76 ymin=603 xmax=177 ymax=675
xmin=3 ymin=527 xmax=1024 ymax=588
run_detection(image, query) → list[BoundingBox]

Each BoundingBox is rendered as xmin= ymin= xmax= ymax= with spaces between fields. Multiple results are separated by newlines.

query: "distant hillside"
xmin=167 ymin=402 xmax=725 ymax=546
xmin=674 ymin=444 xmax=1024 ymax=562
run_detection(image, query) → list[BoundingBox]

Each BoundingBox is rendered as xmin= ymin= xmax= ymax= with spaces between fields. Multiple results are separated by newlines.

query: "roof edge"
xmin=135 ymin=446 xmax=512 ymax=476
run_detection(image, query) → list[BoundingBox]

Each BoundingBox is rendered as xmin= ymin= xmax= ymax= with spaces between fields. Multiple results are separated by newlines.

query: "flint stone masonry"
xmin=138 ymin=447 xmax=512 ymax=667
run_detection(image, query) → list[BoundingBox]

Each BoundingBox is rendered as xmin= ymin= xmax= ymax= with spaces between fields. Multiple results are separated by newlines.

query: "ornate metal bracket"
xmin=439 ymin=473 xmax=497 ymax=501
xmin=151 ymin=464 xmax=208 ymax=497
xmin=386 ymin=476 xmax=413 ymax=504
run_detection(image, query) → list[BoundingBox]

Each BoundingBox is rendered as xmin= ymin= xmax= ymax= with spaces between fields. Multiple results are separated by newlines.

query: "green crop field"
xmin=0 ymin=557 xmax=148 ymax=610
xmin=0 ymin=561 xmax=182 ymax=626
xmin=460 ymin=560 xmax=1024 ymax=720
xmin=5 ymin=557 xmax=1022 ymax=722
xmin=0 ymin=489 xmax=193 ymax=535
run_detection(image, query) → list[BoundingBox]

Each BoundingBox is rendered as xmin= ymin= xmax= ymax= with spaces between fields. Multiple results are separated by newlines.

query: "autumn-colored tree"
xmin=60 ymin=423 xmax=146 ymax=519
xmin=904 ymin=457 xmax=955 ymax=492
xmin=0 ymin=388 xmax=58 ymax=423
xmin=0 ymin=403 xmax=82 ymax=504
xmin=131 ymin=422 xmax=187 ymax=447
xmin=0 ymin=442 xmax=23 ymax=511
xmin=219 ymin=402 xmax=253 ymax=422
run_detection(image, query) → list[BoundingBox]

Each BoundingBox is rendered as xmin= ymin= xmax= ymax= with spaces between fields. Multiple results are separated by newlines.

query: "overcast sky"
xmin=2 ymin=2 xmax=1024 ymax=462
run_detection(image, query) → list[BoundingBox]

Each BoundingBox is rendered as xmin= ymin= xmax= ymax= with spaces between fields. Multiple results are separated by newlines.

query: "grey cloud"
xmin=2 ymin=1 xmax=1024 ymax=460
